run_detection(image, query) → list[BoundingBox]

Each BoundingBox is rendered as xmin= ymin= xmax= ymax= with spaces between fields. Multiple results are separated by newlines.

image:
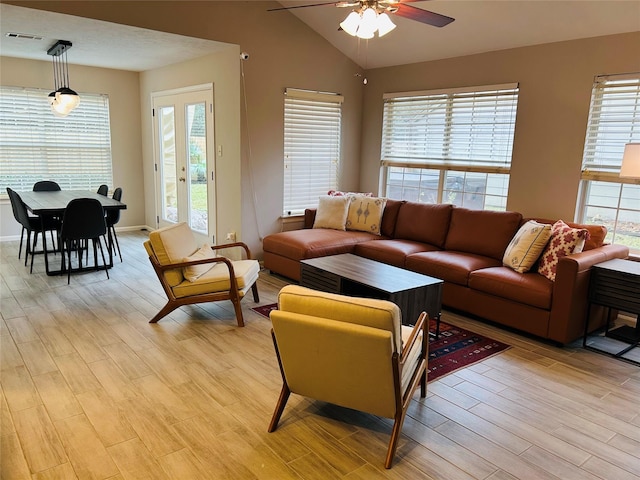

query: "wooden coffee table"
xmin=300 ymin=253 xmax=443 ymax=330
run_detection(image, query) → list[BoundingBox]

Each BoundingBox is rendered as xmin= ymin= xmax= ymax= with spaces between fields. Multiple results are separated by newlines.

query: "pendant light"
xmin=47 ymin=40 xmax=80 ymax=117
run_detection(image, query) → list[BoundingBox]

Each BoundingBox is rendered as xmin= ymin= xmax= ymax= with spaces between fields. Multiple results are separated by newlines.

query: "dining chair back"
xmin=33 ymin=180 xmax=61 ymax=191
xmin=60 ymin=198 xmax=109 ymax=284
xmin=6 ymin=188 xmax=60 ymax=272
xmin=97 ymin=184 xmax=108 ymax=196
xmin=106 ymin=187 xmax=123 ymax=261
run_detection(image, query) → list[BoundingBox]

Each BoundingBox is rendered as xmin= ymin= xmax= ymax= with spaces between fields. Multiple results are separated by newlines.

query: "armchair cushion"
xmin=183 ymin=243 xmax=217 ymax=281
xmin=173 ymin=259 xmax=260 ymax=298
xmin=148 ymin=222 xmax=197 ymax=286
xmin=277 ymin=285 xmax=402 ymax=352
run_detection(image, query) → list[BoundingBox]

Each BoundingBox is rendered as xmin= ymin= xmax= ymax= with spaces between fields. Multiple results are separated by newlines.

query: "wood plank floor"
xmin=1 ymin=230 xmax=639 ymax=479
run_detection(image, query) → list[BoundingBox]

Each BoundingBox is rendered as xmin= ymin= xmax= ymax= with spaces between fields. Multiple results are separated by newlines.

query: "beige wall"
xmin=5 ymin=2 xmax=637 ymax=254
xmin=361 ymin=32 xmax=640 ymax=220
xmin=9 ymin=1 xmax=365 ymax=258
xmin=138 ymin=46 xmax=241 ymax=245
xmin=0 ymin=56 xmax=144 ymax=238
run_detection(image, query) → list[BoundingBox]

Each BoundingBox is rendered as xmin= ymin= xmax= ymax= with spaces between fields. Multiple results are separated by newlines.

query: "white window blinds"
xmin=0 ymin=86 xmax=113 ymax=192
xmin=381 ymin=83 xmax=519 ymax=171
xmin=581 ymin=74 xmax=640 ymax=176
xmin=283 ymin=88 xmax=343 ymax=216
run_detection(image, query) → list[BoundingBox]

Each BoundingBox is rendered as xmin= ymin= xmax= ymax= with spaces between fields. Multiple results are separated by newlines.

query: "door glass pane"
xmin=187 ymin=102 xmax=208 ymax=234
xmin=159 ymin=106 xmax=177 ymax=223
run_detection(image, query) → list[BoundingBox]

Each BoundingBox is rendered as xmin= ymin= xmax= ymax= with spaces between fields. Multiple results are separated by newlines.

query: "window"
xmin=381 ymin=83 xmax=519 ymax=211
xmin=0 ymin=86 xmax=113 ymax=192
xmin=578 ymin=74 xmax=640 ymax=253
xmin=283 ymin=88 xmax=342 ymax=216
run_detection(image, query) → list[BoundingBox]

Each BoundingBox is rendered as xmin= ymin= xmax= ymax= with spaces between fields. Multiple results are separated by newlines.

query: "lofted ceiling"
xmin=0 ymin=1 xmax=639 ymax=71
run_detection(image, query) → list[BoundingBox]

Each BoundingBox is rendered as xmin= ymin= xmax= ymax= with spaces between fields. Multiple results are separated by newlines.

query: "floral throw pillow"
xmin=537 ymin=220 xmax=590 ymax=281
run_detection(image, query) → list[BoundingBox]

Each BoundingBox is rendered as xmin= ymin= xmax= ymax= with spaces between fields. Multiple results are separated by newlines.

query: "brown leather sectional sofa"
xmin=263 ymin=200 xmax=629 ymax=344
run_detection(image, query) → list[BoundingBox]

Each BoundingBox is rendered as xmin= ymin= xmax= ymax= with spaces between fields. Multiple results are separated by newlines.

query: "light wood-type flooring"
xmin=1 ymin=230 xmax=639 ymax=479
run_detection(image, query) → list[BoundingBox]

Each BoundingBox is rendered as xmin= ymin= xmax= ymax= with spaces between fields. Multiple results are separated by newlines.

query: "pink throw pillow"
xmin=537 ymin=220 xmax=590 ymax=281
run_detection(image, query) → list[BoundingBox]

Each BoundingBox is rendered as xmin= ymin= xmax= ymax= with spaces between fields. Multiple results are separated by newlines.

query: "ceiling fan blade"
xmin=392 ymin=4 xmax=455 ymax=27
xmin=267 ymin=2 xmax=352 ymax=12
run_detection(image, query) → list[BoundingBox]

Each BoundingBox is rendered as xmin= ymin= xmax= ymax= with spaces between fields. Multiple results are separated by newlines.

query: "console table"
xmin=584 ymin=258 xmax=640 ymax=365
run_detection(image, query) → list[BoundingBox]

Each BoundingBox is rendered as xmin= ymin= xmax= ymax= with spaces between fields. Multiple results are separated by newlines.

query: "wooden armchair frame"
xmin=147 ymin=241 xmax=259 ymax=326
xmin=269 ymin=300 xmax=428 ymax=469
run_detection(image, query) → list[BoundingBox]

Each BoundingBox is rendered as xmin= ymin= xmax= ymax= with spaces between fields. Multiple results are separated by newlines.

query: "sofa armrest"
xmin=548 ymin=244 xmax=629 ymax=343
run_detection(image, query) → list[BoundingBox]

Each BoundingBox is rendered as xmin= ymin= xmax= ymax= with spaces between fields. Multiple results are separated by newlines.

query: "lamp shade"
xmin=620 ymin=143 xmax=640 ymax=179
xmin=340 ymin=11 xmax=361 ymax=36
xmin=377 ymin=13 xmax=396 ymax=36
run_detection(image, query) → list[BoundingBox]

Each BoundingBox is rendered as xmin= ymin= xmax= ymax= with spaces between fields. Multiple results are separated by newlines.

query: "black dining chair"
xmin=97 ymin=184 xmax=108 ymax=196
xmin=6 ymin=188 xmax=61 ymax=273
xmin=60 ymin=198 xmax=110 ymax=284
xmin=33 ymin=180 xmax=62 ymax=248
xmin=33 ymin=180 xmax=61 ymax=192
xmin=106 ymin=187 xmax=123 ymax=261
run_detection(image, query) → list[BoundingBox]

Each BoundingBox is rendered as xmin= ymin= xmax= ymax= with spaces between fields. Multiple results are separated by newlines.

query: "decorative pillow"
xmin=537 ymin=220 xmax=590 ymax=281
xmin=327 ymin=190 xmax=372 ymax=197
xmin=313 ymin=195 xmax=350 ymax=230
xmin=183 ymin=243 xmax=217 ymax=282
xmin=503 ymin=220 xmax=552 ymax=273
xmin=345 ymin=196 xmax=387 ymax=235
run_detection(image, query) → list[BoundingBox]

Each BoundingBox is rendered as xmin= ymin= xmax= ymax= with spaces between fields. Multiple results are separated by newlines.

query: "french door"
xmin=152 ymin=85 xmax=215 ymax=244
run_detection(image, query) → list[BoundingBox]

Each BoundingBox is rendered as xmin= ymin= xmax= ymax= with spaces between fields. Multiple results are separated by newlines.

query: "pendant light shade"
xmin=47 ymin=40 xmax=80 ymax=117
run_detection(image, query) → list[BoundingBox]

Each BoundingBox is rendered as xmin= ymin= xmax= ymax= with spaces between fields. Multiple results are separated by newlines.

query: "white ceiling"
xmin=1 ymin=1 xmax=639 ymax=71
xmin=0 ymin=3 xmax=230 ymax=71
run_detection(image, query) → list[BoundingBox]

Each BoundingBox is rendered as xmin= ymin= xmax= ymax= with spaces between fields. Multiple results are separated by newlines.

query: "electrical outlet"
xmin=226 ymin=232 xmax=236 ymax=242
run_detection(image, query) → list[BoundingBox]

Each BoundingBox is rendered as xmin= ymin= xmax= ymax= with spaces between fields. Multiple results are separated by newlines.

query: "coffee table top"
xmin=301 ymin=254 xmax=442 ymax=294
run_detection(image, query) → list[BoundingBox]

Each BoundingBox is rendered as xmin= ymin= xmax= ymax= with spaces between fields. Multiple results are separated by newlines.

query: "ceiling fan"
xmin=268 ymin=1 xmax=455 ymax=39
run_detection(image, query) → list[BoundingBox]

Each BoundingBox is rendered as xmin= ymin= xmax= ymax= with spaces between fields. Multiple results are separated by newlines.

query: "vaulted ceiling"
xmin=1 ymin=1 xmax=639 ymax=71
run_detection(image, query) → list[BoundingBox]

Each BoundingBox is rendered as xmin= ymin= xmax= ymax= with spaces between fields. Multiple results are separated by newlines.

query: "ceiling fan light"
xmin=340 ymin=11 xmax=361 ymax=36
xmin=360 ymin=7 xmax=377 ymax=30
xmin=377 ymin=13 xmax=396 ymax=37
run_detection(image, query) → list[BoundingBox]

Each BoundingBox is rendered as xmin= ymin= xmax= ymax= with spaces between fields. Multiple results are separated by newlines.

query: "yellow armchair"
xmin=143 ymin=222 xmax=260 ymax=326
xmin=268 ymin=285 xmax=428 ymax=469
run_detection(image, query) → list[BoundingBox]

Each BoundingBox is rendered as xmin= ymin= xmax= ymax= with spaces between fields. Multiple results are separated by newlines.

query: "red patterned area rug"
xmin=251 ymin=304 xmax=510 ymax=382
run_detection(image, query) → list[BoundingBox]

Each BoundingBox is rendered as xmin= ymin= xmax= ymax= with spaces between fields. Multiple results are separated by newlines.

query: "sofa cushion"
xmin=445 ymin=208 xmax=523 ymax=261
xmin=537 ymin=220 xmax=590 ymax=281
xmin=380 ymin=199 xmax=404 ymax=238
xmin=502 ymin=220 xmax=552 ymax=273
xmin=469 ymin=267 xmax=553 ymax=310
xmin=346 ymin=196 xmax=387 ymax=235
xmin=406 ymin=251 xmax=501 ymax=286
xmin=262 ymin=228 xmax=380 ymax=261
xmin=354 ymin=239 xmax=440 ymax=267
xmin=313 ymin=195 xmax=349 ymax=230
xmin=530 ymin=217 xmax=606 ymax=251
xmin=393 ymin=202 xmax=454 ymax=248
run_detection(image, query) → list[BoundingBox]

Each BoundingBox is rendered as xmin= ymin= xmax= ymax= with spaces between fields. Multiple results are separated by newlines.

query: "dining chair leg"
xmin=24 ymin=231 xmax=31 ymax=267
xmin=29 ymin=232 xmax=39 ymax=274
xmin=97 ymin=238 xmax=109 ymax=280
xmin=18 ymin=227 xmax=25 ymax=260
xmin=66 ymin=240 xmax=72 ymax=285
xmin=111 ymin=226 xmax=122 ymax=262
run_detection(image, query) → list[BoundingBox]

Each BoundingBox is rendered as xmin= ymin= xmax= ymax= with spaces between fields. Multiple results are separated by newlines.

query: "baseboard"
xmin=0 ymin=224 xmax=153 ymax=242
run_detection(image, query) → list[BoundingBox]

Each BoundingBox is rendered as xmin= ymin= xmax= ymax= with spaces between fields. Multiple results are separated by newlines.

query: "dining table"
xmin=18 ymin=190 xmax=127 ymax=276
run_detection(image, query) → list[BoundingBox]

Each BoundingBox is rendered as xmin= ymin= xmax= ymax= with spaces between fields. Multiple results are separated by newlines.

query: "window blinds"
xmin=381 ymin=83 xmax=519 ymax=172
xmin=581 ymin=74 xmax=640 ymax=176
xmin=283 ymin=88 xmax=343 ymax=216
xmin=0 ymin=86 xmax=113 ymax=192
